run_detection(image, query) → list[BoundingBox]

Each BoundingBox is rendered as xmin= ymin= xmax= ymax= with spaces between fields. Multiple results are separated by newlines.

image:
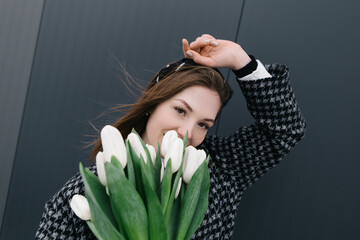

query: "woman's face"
xmin=142 ymin=85 xmax=221 ymax=149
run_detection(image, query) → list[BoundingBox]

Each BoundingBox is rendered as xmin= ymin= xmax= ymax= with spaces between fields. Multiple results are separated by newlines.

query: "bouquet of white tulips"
xmin=70 ymin=125 xmax=210 ymax=240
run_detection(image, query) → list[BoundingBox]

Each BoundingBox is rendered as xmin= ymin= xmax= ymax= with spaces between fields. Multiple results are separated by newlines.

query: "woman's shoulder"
xmin=36 ymin=165 xmax=97 ymax=239
xmin=49 ymin=164 xmax=96 ymax=205
xmin=200 ymin=134 xmax=226 ymax=155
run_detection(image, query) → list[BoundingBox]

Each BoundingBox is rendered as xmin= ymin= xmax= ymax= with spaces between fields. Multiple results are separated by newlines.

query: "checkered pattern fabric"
xmin=35 ymin=63 xmax=306 ymax=239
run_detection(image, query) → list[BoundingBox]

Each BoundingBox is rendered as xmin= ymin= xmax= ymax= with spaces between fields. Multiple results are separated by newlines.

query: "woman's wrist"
xmin=232 ymin=55 xmax=258 ymax=78
xmin=231 ymin=46 xmax=252 ymax=70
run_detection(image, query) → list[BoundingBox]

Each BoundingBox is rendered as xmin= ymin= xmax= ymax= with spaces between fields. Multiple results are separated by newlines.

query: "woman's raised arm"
xmin=182 ymin=34 xmax=251 ymax=70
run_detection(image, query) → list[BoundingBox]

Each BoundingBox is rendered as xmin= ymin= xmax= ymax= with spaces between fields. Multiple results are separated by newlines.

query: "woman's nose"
xmin=177 ymin=126 xmax=192 ymax=144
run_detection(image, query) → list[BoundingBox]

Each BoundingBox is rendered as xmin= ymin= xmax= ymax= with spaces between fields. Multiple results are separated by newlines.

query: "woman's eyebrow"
xmin=204 ymin=118 xmax=215 ymax=123
xmin=174 ymin=99 xmax=215 ymax=122
xmin=175 ymin=99 xmax=193 ymax=112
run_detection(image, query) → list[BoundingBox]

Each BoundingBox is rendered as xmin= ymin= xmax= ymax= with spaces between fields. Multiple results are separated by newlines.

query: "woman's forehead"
xmin=170 ymin=86 xmax=221 ymax=116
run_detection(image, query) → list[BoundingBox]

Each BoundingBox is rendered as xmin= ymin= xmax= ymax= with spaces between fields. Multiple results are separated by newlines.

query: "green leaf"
xmin=183 ymin=160 xmax=210 ymax=240
xmin=128 ymin=138 xmax=156 ymax=197
xmin=128 ymin=142 xmax=145 ymax=201
xmin=140 ymin=157 xmax=168 ymax=240
xmin=140 ymin=154 xmax=157 ymax=196
xmin=183 ymin=131 xmax=188 ymax=149
xmin=161 ymin=159 xmax=172 ymax=213
xmin=180 ymin=183 xmax=185 ymax=202
xmin=131 ymin=128 xmax=153 ymax=170
xmin=167 ymin=196 xmax=180 ymax=240
xmin=86 ymin=221 xmax=104 ymax=240
xmin=125 ymin=140 xmax=136 ymax=188
xmin=154 ymin=143 xmax=162 ymax=198
xmin=164 ymin=161 xmax=183 ymax=224
xmin=105 ymin=159 xmax=149 ymax=240
xmin=175 ymin=162 xmax=206 ymax=240
xmin=110 ymin=155 xmax=123 ymax=170
xmin=79 ymin=163 xmax=124 ymax=240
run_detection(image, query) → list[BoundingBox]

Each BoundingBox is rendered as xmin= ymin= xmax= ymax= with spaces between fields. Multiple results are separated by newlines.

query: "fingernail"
xmin=211 ymin=41 xmax=219 ymax=46
xmin=204 ymin=39 xmax=210 ymax=43
xmin=186 ymin=51 xmax=193 ymax=57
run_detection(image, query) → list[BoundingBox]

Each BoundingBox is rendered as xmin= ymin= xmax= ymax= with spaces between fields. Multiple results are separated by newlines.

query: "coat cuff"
xmin=233 ymin=55 xmax=272 ymax=81
xmin=232 ymin=55 xmax=257 ymax=78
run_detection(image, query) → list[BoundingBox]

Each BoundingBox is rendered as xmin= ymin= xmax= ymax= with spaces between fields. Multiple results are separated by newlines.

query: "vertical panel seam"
xmin=0 ymin=0 xmax=47 ymax=236
xmin=215 ymin=0 xmax=247 ymax=135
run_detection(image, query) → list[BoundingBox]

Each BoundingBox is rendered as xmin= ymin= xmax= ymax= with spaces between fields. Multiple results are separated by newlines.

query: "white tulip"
xmin=182 ymin=146 xmax=207 ymax=184
xmin=70 ymin=194 xmax=91 ymax=221
xmin=197 ymin=149 xmax=206 ymax=165
xmin=175 ymin=177 xmax=182 ymax=199
xmin=146 ymin=144 xmax=156 ymax=165
xmin=161 ymin=130 xmax=178 ymax=157
xmin=127 ymin=133 xmax=147 ymax=163
xmin=101 ymin=125 xmax=127 ymax=168
xmin=160 ymin=161 xmax=165 ymax=182
xmin=96 ymin=151 xmax=107 ymax=186
xmin=164 ymin=138 xmax=184 ymax=173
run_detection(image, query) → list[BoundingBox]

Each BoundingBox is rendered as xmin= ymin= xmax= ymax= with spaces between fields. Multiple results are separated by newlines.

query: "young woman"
xmin=36 ymin=34 xmax=306 ymax=239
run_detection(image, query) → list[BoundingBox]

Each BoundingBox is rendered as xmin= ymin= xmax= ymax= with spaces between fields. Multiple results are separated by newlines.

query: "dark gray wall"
xmin=231 ymin=1 xmax=360 ymax=239
xmin=0 ymin=0 xmax=243 ymax=239
xmin=0 ymin=0 xmax=44 ymax=230
xmin=1 ymin=0 xmax=359 ymax=239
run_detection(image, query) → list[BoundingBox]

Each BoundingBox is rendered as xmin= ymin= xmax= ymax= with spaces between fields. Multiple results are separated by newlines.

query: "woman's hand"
xmin=182 ymin=34 xmax=251 ymax=70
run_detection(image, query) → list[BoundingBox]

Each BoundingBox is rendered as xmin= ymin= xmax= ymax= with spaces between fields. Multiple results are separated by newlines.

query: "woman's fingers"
xmin=189 ymin=39 xmax=218 ymax=50
xmin=182 ymin=38 xmax=190 ymax=57
xmin=201 ymin=33 xmax=215 ymax=39
xmin=185 ymin=50 xmax=216 ymax=67
xmin=189 ymin=37 xmax=219 ymax=51
xmin=183 ymin=35 xmax=250 ymax=69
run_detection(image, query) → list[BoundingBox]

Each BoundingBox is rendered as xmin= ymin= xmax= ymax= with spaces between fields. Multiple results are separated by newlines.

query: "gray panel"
xmin=0 ymin=0 xmax=44 ymax=232
xmin=223 ymin=0 xmax=360 ymax=239
xmin=1 ymin=0 xmax=244 ymax=239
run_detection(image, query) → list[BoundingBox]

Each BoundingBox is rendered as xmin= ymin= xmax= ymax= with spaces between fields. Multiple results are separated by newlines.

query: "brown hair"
xmin=89 ymin=64 xmax=233 ymax=160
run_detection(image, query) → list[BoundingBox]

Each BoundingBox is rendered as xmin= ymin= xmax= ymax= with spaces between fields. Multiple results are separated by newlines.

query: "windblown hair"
xmin=89 ymin=65 xmax=233 ymax=160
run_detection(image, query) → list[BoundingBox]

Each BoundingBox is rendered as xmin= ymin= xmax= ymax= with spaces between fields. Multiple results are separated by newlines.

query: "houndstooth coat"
xmin=35 ymin=63 xmax=306 ymax=239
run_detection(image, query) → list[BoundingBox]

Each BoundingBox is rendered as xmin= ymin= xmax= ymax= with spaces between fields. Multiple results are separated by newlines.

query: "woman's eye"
xmin=174 ymin=107 xmax=186 ymax=115
xmin=198 ymin=122 xmax=210 ymax=130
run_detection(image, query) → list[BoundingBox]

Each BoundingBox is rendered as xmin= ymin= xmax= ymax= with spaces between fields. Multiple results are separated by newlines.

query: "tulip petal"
xmin=165 ymin=138 xmax=184 ymax=173
xmin=182 ymin=147 xmax=208 ymax=184
xmin=101 ymin=125 xmax=127 ymax=168
xmin=197 ymin=149 xmax=207 ymax=165
xmin=160 ymin=161 xmax=165 ymax=182
xmin=70 ymin=194 xmax=91 ymax=221
xmin=146 ymin=144 xmax=156 ymax=166
xmin=182 ymin=146 xmax=198 ymax=184
xmin=161 ymin=130 xmax=178 ymax=157
xmin=127 ymin=133 xmax=147 ymax=163
xmin=96 ymin=152 xmax=107 ymax=187
xmin=175 ymin=177 xmax=182 ymax=199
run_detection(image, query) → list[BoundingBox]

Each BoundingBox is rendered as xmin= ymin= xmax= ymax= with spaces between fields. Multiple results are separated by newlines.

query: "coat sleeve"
xmin=35 ymin=168 xmax=96 ymax=240
xmin=202 ymin=63 xmax=306 ymax=190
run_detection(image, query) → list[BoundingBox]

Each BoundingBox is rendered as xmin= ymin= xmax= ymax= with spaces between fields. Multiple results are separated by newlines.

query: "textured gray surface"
xmin=1 ymin=0 xmax=360 ymax=239
xmin=0 ymin=0 xmax=44 ymax=231
xmin=231 ymin=0 xmax=360 ymax=239
xmin=0 ymin=0 xmax=243 ymax=239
